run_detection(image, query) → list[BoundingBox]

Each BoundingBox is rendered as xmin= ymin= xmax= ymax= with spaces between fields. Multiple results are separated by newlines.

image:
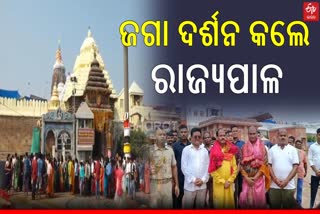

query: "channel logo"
xmin=303 ymin=2 xmax=319 ymax=22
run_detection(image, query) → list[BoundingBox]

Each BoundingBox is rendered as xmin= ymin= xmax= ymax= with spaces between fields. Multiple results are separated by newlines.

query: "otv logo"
xmin=305 ymin=3 xmax=317 ymax=14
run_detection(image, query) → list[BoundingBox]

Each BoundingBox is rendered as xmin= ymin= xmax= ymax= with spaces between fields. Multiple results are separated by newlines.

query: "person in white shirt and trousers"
xmin=268 ymin=128 xmax=299 ymax=208
xmin=181 ymin=127 xmax=209 ymax=209
xmin=308 ymin=128 xmax=320 ymax=208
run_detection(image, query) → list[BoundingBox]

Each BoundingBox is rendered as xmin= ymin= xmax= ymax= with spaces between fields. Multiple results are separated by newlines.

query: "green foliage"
xmin=307 ymin=135 xmax=316 ymax=142
xmin=114 ymin=129 xmax=149 ymax=159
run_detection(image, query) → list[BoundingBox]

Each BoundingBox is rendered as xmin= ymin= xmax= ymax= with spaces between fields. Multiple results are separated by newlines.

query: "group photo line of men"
xmin=146 ymin=125 xmax=320 ymax=209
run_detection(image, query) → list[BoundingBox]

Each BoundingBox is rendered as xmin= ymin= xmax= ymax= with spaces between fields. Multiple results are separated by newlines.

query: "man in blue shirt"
xmin=231 ymin=125 xmax=245 ymax=208
xmin=37 ymin=154 xmax=44 ymax=192
xmin=104 ymin=158 xmax=112 ymax=198
xmin=23 ymin=153 xmax=31 ymax=195
xmin=172 ymin=124 xmax=191 ymax=209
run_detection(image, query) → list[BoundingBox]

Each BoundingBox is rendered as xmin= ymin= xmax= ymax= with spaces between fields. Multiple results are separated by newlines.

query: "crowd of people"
xmin=3 ymin=152 xmax=150 ymax=206
xmin=147 ymin=125 xmax=320 ymax=209
xmin=3 ymin=125 xmax=320 ymax=209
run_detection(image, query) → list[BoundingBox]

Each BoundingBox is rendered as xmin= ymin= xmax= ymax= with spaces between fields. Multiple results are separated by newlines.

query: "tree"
xmin=307 ymin=135 xmax=316 ymax=143
xmin=114 ymin=129 xmax=149 ymax=159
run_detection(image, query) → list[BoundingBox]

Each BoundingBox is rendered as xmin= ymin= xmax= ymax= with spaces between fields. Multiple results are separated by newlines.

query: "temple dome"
xmin=62 ymin=28 xmax=117 ymax=102
xmin=80 ymin=28 xmax=98 ymax=52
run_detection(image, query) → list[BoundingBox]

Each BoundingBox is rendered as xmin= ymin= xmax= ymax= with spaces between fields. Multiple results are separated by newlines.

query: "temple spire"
xmin=93 ymin=43 xmax=97 ymax=59
xmin=88 ymin=26 xmax=92 ymax=37
xmin=49 ymin=82 xmax=60 ymax=111
xmin=90 ymin=43 xmax=99 ymax=68
xmin=51 ymin=40 xmax=66 ymax=95
xmin=51 ymin=82 xmax=59 ymax=99
xmin=55 ymin=40 xmax=63 ymax=64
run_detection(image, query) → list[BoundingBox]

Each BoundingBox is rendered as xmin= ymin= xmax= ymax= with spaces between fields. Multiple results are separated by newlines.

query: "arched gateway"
xmin=41 ymin=108 xmax=75 ymax=161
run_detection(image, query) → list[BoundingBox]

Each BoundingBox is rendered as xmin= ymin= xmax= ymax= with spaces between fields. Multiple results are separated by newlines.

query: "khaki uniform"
xmin=149 ymin=144 xmax=177 ymax=208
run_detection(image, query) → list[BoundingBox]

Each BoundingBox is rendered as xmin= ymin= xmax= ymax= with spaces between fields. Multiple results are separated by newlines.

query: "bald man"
xmin=268 ymin=128 xmax=299 ymax=208
xmin=239 ymin=126 xmax=269 ymax=208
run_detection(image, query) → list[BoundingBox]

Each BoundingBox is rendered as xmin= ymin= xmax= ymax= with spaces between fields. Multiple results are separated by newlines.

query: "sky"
xmin=0 ymin=0 xmax=156 ymax=101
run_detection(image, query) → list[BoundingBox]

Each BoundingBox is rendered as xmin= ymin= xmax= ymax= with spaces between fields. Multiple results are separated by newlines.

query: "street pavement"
xmin=299 ymin=166 xmax=320 ymax=209
xmin=9 ymin=191 xmax=150 ymax=209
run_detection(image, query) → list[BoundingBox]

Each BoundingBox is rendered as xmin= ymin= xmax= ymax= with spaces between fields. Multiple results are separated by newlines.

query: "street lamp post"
xmin=124 ymin=40 xmax=129 ymax=117
xmin=70 ymin=76 xmax=77 ymax=114
xmin=123 ymin=34 xmax=130 ymax=159
xmin=62 ymin=139 xmax=65 ymax=163
xmin=70 ymin=76 xmax=77 ymax=159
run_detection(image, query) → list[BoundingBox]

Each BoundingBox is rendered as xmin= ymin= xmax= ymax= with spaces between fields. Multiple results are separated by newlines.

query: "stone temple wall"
xmin=0 ymin=98 xmax=48 ymax=160
xmin=0 ymin=115 xmax=41 ymax=161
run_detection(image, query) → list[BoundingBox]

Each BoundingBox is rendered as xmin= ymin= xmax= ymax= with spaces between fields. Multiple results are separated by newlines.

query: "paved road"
xmin=9 ymin=191 xmax=150 ymax=209
xmin=300 ymin=165 xmax=320 ymax=208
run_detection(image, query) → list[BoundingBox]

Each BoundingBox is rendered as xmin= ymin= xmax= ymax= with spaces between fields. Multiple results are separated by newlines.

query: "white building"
xmin=185 ymin=103 xmax=223 ymax=130
xmin=114 ymin=81 xmax=181 ymax=138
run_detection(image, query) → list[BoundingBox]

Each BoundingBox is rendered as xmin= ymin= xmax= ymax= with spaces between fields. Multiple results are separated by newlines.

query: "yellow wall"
xmin=0 ymin=97 xmax=48 ymax=117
